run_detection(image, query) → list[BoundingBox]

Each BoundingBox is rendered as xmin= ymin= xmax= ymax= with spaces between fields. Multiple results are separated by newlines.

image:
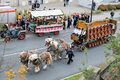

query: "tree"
xmin=105 ymin=33 xmax=120 ymax=80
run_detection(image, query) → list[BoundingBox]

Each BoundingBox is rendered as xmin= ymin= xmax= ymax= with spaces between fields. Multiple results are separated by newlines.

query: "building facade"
xmin=78 ymin=0 xmax=120 ymax=9
xmin=0 ymin=0 xmax=58 ymax=6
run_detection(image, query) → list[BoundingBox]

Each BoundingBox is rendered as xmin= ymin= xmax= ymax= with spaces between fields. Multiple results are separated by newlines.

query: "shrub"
xmin=115 ymin=4 xmax=120 ymax=9
xmin=93 ymin=10 xmax=103 ymax=14
xmin=98 ymin=4 xmax=108 ymax=11
xmin=98 ymin=4 xmax=120 ymax=11
xmin=107 ymin=4 xmax=116 ymax=10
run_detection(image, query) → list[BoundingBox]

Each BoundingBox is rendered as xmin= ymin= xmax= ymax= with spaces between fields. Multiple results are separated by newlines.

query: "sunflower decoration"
xmin=5 ymin=70 xmax=15 ymax=80
xmin=18 ymin=65 xmax=28 ymax=76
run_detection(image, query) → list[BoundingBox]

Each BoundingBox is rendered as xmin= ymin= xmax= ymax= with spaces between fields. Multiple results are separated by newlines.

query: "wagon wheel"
xmin=4 ymin=36 xmax=11 ymax=43
xmin=18 ymin=33 xmax=25 ymax=40
xmin=38 ymin=33 xmax=44 ymax=37
xmin=54 ymin=31 xmax=59 ymax=35
xmin=110 ymin=36 xmax=116 ymax=40
xmin=79 ymin=45 xmax=86 ymax=52
xmin=88 ymin=43 xmax=92 ymax=48
xmin=71 ymin=42 xmax=75 ymax=49
xmin=0 ymin=32 xmax=6 ymax=38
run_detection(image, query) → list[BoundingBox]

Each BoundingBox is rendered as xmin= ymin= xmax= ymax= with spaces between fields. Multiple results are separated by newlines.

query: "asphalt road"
xmin=0 ymin=23 xmax=120 ymax=80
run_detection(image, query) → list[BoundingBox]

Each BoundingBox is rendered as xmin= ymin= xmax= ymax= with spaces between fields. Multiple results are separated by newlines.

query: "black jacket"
xmin=67 ymin=50 xmax=74 ymax=58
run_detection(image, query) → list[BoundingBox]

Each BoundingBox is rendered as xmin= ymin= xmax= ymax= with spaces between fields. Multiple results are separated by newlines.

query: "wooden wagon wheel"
xmin=4 ymin=36 xmax=11 ymax=43
xmin=38 ymin=33 xmax=44 ymax=37
xmin=54 ymin=31 xmax=59 ymax=35
xmin=18 ymin=33 xmax=25 ymax=40
xmin=88 ymin=43 xmax=92 ymax=48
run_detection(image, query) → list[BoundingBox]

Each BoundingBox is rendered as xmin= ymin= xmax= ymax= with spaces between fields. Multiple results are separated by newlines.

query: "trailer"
xmin=0 ymin=6 xmax=16 ymax=24
xmin=71 ymin=19 xmax=117 ymax=51
xmin=30 ymin=9 xmax=64 ymax=37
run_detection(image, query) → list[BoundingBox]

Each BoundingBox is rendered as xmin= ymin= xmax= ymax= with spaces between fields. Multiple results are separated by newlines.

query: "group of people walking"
xmin=17 ymin=13 xmax=31 ymax=30
xmin=63 ymin=13 xmax=90 ymax=30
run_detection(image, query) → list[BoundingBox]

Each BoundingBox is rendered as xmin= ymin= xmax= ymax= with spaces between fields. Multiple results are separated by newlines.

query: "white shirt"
xmin=78 ymin=29 xmax=81 ymax=35
xmin=82 ymin=30 xmax=86 ymax=35
xmin=73 ymin=28 xmax=78 ymax=34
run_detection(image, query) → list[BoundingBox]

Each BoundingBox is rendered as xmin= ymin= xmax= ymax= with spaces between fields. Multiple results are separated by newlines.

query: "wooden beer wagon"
xmin=71 ymin=19 xmax=117 ymax=51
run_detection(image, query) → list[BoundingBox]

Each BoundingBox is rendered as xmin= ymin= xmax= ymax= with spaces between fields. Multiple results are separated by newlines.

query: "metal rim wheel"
xmin=38 ymin=33 xmax=44 ymax=37
xmin=18 ymin=33 xmax=25 ymax=40
xmin=54 ymin=31 xmax=59 ymax=35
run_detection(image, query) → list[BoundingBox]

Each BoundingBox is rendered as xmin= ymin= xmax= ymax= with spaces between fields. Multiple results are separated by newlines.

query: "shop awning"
xmin=0 ymin=6 xmax=16 ymax=13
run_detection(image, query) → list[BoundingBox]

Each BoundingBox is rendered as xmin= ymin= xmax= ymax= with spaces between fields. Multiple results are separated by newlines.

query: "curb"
xmin=60 ymin=72 xmax=82 ymax=80
xmin=60 ymin=65 xmax=101 ymax=80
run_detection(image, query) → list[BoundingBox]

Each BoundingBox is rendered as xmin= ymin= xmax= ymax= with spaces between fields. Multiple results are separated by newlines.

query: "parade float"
xmin=71 ymin=19 xmax=117 ymax=51
xmin=30 ymin=9 xmax=64 ymax=37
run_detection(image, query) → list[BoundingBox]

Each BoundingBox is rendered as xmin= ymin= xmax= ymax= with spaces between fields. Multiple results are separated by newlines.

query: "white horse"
xmin=45 ymin=38 xmax=70 ymax=60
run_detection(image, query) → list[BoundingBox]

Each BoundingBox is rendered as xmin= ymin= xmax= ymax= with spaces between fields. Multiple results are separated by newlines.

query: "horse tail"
xmin=47 ymin=52 xmax=53 ymax=65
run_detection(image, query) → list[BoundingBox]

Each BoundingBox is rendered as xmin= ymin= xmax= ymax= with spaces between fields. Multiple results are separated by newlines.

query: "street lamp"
xmin=18 ymin=0 xmax=20 ymax=6
xmin=90 ymin=0 xmax=94 ymax=22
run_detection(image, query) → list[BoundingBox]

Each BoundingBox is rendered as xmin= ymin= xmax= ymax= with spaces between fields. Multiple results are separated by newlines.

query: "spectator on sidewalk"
xmin=20 ymin=19 xmax=25 ymax=30
xmin=110 ymin=10 xmax=115 ymax=19
xmin=23 ymin=15 xmax=27 ymax=22
xmin=28 ymin=0 xmax=32 ymax=5
xmin=92 ymin=1 xmax=96 ymax=11
xmin=41 ymin=0 xmax=43 ymax=4
xmin=64 ymin=0 xmax=66 ymax=7
xmin=66 ymin=0 xmax=69 ymax=6
xmin=86 ymin=14 xmax=90 ymax=23
xmin=67 ymin=17 xmax=72 ymax=28
xmin=73 ymin=16 xmax=77 ymax=27
xmin=63 ymin=19 xmax=66 ymax=30
xmin=17 ymin=13 xmax=22 ymax=21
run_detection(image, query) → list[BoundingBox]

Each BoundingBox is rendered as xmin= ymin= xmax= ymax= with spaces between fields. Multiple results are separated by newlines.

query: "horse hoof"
xmin=53 ymin=58 xmax=57 ymax=61
xmin=35 ymin=70 xmax=40 ymax=73
xmin=58 ymin=56 xmax=62 ymax=59
xmin=43 ymin=65 xmax=47 ymax=70
xmin=64 ymin=55 xmax=68 ymax=59
xmin=27 ymin=68 xmax=30 ymax=71
xmin=64 ymin=57 xmax=68 ymax=59
xmin=35 ymin=67 xmax=40 ymax=73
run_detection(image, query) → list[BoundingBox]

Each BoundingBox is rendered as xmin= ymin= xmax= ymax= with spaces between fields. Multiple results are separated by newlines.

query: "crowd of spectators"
xmin=63 ymin=13 xmax=90 ymax=30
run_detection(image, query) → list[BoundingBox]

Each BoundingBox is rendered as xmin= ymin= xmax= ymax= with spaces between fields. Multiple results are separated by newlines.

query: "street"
xmin=0 ymin=0 xmax=120 ymax=79
xmin=0 ymin=23 xmax=119 ymax=80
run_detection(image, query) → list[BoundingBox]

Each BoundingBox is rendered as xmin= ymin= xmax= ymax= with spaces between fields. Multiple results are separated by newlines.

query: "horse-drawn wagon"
xmin=29 ymin=9 xmax=64 ymax=37
xmin=71 ymin=19 xmax=117 ymax=51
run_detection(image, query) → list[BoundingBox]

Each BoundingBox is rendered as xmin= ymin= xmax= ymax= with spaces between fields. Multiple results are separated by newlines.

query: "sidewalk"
xmin=16 ymin=0 xmax=120 ymax=22
xmin=93 ymin=10 xmax=120 ymax=21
